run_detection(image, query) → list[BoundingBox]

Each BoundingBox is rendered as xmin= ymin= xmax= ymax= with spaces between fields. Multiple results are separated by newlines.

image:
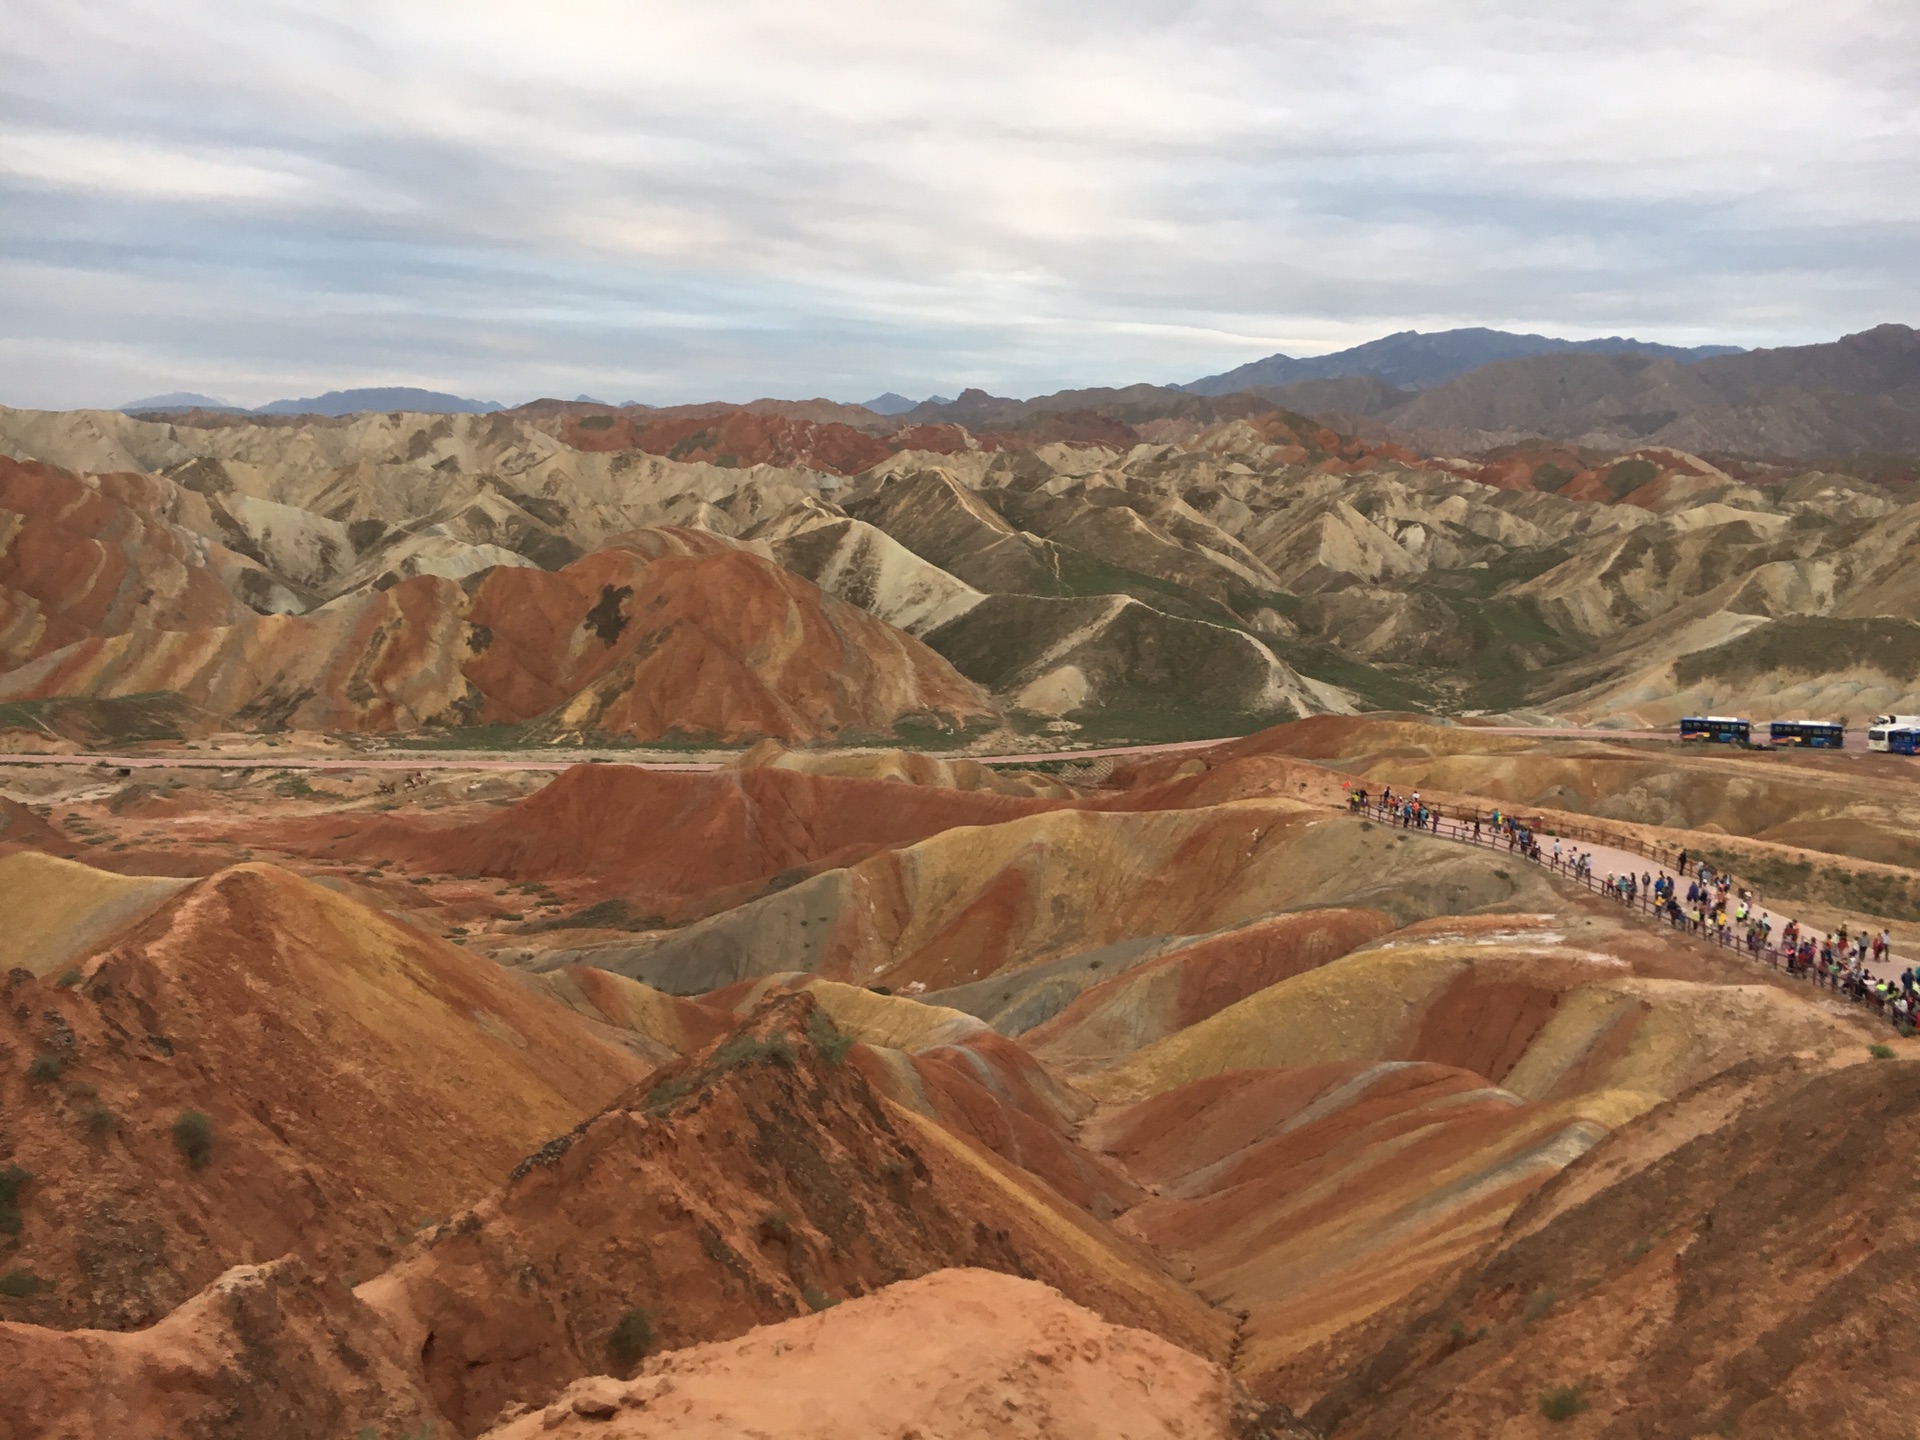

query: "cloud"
xmin=1 ymin=0 xmax=1916 ymax=407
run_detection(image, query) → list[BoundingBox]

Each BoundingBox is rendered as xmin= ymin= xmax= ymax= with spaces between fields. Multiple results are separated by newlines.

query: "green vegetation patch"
xmin=1039 ymin=546 xmax=1241 ymax=625
xmin=528 ymin=897 xmax=664 ymax=933
xmin=0 ymin=692 xmax=199 ymax=745
xmin=1605 ymin=457 xmax=1659 ymax=498
xmin=606 ymin=1307 xmax=653 ymax=1368
xmin=1065 ymin=700 xmax=1298 ymax=746
xmin=806 ymin=1007 xmax=856 ymax=1064
xmin=1539 ymin=1384 xmax=1591 ymax=1422
xmin=172 ymin=1110 xmax=215 ymax=1170
xmin=0 ymin=1164 xmax=29 ymax=1235
xmin=887 ymin=716 xmax=999 ymax=752
xmin=1674 ymin=616 xmax=1920 ymax=687
xmin=1430 ymin=593 xmax=1578 ymax=710
xmin=1533 ymin=462 xmax=1576 ymax=492
xmin=0 ymin=1269 xmax=51 ymax=1299
xmin=1275 ymin=642 xmax=1438 ymax=713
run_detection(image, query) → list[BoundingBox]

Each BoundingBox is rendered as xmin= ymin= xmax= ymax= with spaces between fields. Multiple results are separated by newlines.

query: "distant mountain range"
xmin=880 ymin=324 xmax=1919 ymax=458
xmin=1180 ymin=327 xmax=1745 ymax=394
xmin=1255 ymin=322 xmax=1920 ymax=456
xmin=123 ymin=386 xmax=503 ymax=417
xmin=119 ymin=391 xmax=249 ymax=413
xmin=863 ymin=392 xmax=954 ymax=415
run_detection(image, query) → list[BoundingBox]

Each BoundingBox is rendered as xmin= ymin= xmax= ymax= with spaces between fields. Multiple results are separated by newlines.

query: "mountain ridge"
xmin=1181 ymin=326 xmax=1745 ymax=395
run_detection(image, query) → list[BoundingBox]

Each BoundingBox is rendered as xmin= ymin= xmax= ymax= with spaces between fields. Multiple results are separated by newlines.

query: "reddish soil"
xmin=360 ymin=992 xmax=1223 ymax=1436
xmin=0 ymin=1257 xmax=440 ymax=1440
xmin=270 ymin=762 xmax=1066 ymax=918
xmin=484 ymin=1269 xmax=1304 ymax=1440
xmin=0 ymin=865 xmax=645 ymax=1331
xmin=459 ymin=533 xmax=993 ymax=740
xmin=559 ymin=411 xmax=897 ymax=476
xmin=1025 ymin=909 xmax=1397 ymax=1062
xmin=0 ymin=458 xmax=251 ymax=665
xmin=3 ymin=525 xmax=991 ymax=744
xmin=1310 ymin=1061 xmax=1920 ymax=1439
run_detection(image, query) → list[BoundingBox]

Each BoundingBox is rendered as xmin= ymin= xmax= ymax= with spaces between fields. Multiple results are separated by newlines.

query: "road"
xmin=0 ymin=723 xmax=1860 ymax=775
xmin=0 ymin=738 xmax=1231 ymax=775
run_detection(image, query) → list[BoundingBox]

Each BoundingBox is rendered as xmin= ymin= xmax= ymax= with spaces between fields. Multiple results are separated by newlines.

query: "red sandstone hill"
xmin=0 ymin=457 xmax=272 ymax=669
xmin=0 ymin=527 xmax=993 ymax=742
xmin=0 ymin=861 xmax=646 ymax=1332
xmin=553 ymin=409 xmax=976 ymax=476
xmin=272 ymin=761 xmax=1067 ymax=920
xmin=358 ymin=991 xmax=1224 ymax=1434
xmin=1309 ymin=1060 xmax=1920 ymax=1439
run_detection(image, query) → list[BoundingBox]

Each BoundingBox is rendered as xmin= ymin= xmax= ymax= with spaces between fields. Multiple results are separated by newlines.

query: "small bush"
xmin=1625 ymin=1236 xmax=1653 ymax=1261
xmin=712 ymin=1033 xmax=794 ymax=1072
xmin=803 ymin=1286 xmax=839 ymax=1312
xmin=806 ymin=1008 xmax=855 ymax=1064
xmin=86 ymin=1105 xmax=117 ymax=1138
xmin=26 ymin=1053 xmax=66 ymax=1084
xmin=760 ymin=1209 xmax=793 ymax=1239
xmin=1871 ymin=1043 xmax=1895 ymax=1060
xmin=1523 ymin=1287 xmax=1558 ymax=1322
xmin=606 ymin=1307 xmax=653 ymax=1368
xmin=645 ymin=1076 xmax=695 ymax=1115
xmin=1539 ymin=1384 xmax=1590 ymax=1421
xmin=0 ymin=1269 xmax=49 ymax=1298
xmin=0 ymin=1164 xmax=29 ymax=1235
xmin=55 ymin=969 xmax=83 ymax=988
xmin=172 ymin=1110 xmax=214 ymax=1169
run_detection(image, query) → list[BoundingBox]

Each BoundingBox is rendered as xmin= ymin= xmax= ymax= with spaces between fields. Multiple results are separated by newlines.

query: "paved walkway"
xmin=1355 ymin=800 xmax=1904 ymax=1021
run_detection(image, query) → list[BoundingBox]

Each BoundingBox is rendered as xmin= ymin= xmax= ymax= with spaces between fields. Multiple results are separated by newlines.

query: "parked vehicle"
xmin=1680 ymin=716 xmax=1750 ymax=744
xmin=1769 ymin=720 xmax=1845 ymax=749
xmin=1867 ymin=715 xmax=1920 ymax=752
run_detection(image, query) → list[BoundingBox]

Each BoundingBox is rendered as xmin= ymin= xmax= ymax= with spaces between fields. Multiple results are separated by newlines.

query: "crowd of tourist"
xmin=1343 ymin=788 xmax=1906 ymax=1033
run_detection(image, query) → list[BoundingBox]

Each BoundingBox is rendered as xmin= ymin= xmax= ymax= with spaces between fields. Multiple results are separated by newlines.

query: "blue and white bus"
xmin=1868 ymin=716 xmax=1920 ymax=752
xmin=1679 ymin=716 xmax=1750 ymax=744
xmin=1890 ymin=729 xmax=1920 ymax=757
xmin=1769 ymin=720 xmax=1845 ymax=749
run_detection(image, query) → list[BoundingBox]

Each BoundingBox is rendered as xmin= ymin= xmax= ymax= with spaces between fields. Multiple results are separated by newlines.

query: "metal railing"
xmin=1347 ymin=796 xmax=1909 ymax=1033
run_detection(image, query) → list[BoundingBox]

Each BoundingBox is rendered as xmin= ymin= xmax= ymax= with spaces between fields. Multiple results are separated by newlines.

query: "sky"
xmin=3 ymin=0 xmax=1917 ymax=409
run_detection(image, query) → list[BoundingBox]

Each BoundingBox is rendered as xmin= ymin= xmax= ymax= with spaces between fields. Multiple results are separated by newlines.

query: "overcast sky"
xmin=3 ymin=0 xmax=1917 ymax=409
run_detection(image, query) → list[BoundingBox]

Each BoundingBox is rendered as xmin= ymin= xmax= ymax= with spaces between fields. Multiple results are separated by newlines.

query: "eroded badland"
xmin=5 ymin=385 xmax=1920 ymax=1438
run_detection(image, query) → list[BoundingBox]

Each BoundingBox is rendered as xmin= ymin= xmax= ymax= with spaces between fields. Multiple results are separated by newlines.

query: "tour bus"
xmin=1889 ymin=729 xmax=1920 ymax=757
xmin=1769 ymin=720 xmax=1846 ymax=749
xmin=1679 ymin=716 xmax=1751 ymax=745
xmin=1867 ymin=715 xmax=1920 ymax=753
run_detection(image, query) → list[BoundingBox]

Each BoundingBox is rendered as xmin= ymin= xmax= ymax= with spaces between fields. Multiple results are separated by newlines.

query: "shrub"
xmin=26 ymin=1053 xmax=66 ymax=1084
xmin=760 ymin=1209 xmax=793 ymax=1239
xmin=606 ymin=1308 xmax=653 ymax=1368
xmin=712 ymin=1033 xmax=794 ymax=1072
xmin=0 ymin=1269 xmax=49 ymax=1298
xmin=644 ymin=1076 xmax=695 ymax=1115
xmin=1871 ymin=1044 xmax=1895 ymax=1060
xmin=803 ymin=1286 xmax=839 ymax=1312
xmin=1539 ymin=1384 xmax=1590 ymax=1421
xmin=55 ymin=969 xmax=83 ymax=988
xmin=86 ymin=1106 xmax=117 ymax=1138
xmin=0 ymin=1164 xmax=29 ymax=1235
xmin=1533 ymin=462 xmax=1576 ymax=492
xmin=806 ymin=1008 xmax=856 ymax=1065
xmin=1523 ymin=1287 xmax=1558 ymax=1322
xmin=172 ymin=1110 xmax=214 ymax=1169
